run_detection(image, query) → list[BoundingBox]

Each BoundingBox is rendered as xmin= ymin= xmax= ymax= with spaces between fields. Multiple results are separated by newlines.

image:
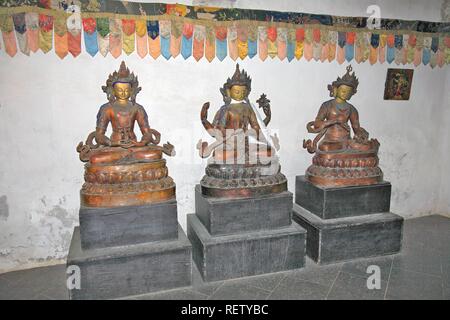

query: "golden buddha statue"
xmin=197 ymin=64 xmax=287 ymax=198
xmin=303 ymin=65 xmax=383 ymax=187
xmin=77 ymin=61 xmax=175 ymax=207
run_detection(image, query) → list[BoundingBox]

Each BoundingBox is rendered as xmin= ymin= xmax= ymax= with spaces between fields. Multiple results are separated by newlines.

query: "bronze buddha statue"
xmin=303 ymin=65 xmax=383 ymax=187
xmin=77 ymin=61 xmax=175 ymax=207
xmin=197 ymin=64 xmax=287 ymax=198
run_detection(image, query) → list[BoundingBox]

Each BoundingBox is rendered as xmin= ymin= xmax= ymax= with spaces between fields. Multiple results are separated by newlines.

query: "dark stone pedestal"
xmin=195 ymin=185 xmax=292 ymax=236
xmin=67 ymin=225 xmax=191 ymax=300
xmin=187 ymin=185 xmax=306 ymax=282
xmin=295 ymin=176 xmax=391 ymax=219
xmin=79 ymin=200 xmax=178 ymax=249
xmin=67 ymin=199 xmax=192 ymax=299
xmin=293 ymin=175 xmax=403 ymax=265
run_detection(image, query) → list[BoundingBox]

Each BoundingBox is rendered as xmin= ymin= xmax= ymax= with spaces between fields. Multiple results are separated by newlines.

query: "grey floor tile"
xmin=135 ymin=288 xmax=208 ymax=300
xmin=226 ymin=272 xmax=287 ymax=292
xmin=341 ymin=255 xmax=394 ymax=281
xmin=190 ymin=263 xmax=224 ymax=297
xmin=385 ymin=268 xmax=443 ymax=300
xmin=443 ymin=286 xmax=450 ymax=300
xmin=209 ymin=282 xmax=270 ymax=300
xmin=0 ymin=278 xmax=19 ymax=300
xmin=327 ymin=271 xmax=387 ymax=300
xmin=392 ymin=245 xmax=443 ymax=276
xmin=268 ymin=276 xmax=329 ymax=300
xmin=285 ymin=262 xmax=342 ymax=288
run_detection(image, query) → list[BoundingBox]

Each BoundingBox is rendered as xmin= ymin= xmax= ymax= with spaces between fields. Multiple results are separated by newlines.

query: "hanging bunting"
xmin=159 ymin=20 xmax=171 ymax=60
xmin=303 ymin=28 xmax=313 ymax=61
xmin=83 ymin=18 xmax=98 ymax=57
xmin=25 ymin=12 xmax=39 ymax=53
xmin=38 ymin=14 xmax=53 ymax=54
xmin=248 ymin=24 xmax=257 ymax=59
xmin=0 ymin=2 xmax=447 ymax=67
xmin=135 ymin=19 xmax=147 ymax=58
xmin=181 ymin=22 xmax=193 ymax=59
xmin=295 ymin=28 xmax=304 ymax=60
xmin=13 ymin=13 xmax=29 ymax=56
xmin=54 ymin=14 xmax=68 ymax=59
xmin=237 ymin=24 xmax=248 ymax=60
xmin=147 ymin=20 xmax=160 ymax=59
xmin=277 ymin=27 xmax=287 ymax=61
xmin=109 ymin=18 xmax=122 ymax=58
xmin=286 ymin=28 xmax=296 ymax=62
xmin=319 ymin=29 xmax=328 ymax=62
xmin=423 ymin=36 xmax=432 ymax=66
xmin=267 ymin=26 xmax=277 ymax=59
xmin=228 ymin=24 xmax=238 ymax=61
xmin=205 ymin=26 xmax=215 ymax=62
xmin=96 ymin=17 xmax=109 ymax=57
xmin=378 ymin=34 xmax=386 ymax=64
xmin=0 ymin=14 xmax=17 ymax=57
xmin=193 ymin=24 xmax=205 ymax=61
xmin=216 ymin=26 xmax=227 ymax=61
xmin=170 ymin=21 xmax=182 ymax=58
xmin=345 ymin=31 xmax=355 ymax=62
xmin=258 ymin=26 xmax=268 ymax=61
xmin=328 ymin=30 xmax=337 ymax=62
xmin=386 ymin=34 xmax=395 ymax=64
xmin=122 ymin=19 xmax=135 ymax=56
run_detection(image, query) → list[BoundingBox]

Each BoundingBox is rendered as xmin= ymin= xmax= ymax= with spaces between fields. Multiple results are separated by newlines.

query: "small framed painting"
xmin=383 ymin=68 xmax=414 ymax=100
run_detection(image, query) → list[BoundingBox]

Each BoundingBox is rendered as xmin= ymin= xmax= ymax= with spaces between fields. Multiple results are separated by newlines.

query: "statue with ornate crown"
xmin=292 ymin=65 xmax=402 ymax=266
xmin=197 ymin=63 xmax=287 ymax=198
xmin=187 ymin=64 xmax=306 ymax=283
xmin=76 ymin=61 xmax=176 ymax=207
xmin=68 ymin=62 xmax=192 ymax=300
xmin=302 ymin=65 xmax=383 ymax=187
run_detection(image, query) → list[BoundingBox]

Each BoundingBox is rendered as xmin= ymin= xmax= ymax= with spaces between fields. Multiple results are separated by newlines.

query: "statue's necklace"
xmin=335 ymin=101 xmax=348 ymax=112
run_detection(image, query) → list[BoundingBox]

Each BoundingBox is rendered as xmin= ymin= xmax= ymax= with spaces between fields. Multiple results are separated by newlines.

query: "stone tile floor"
xmin=0 ymin=215 xmax=448 ymax=300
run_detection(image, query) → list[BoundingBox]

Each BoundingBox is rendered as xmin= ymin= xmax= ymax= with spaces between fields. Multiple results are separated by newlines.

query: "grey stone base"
xmin=187 ymin=214 xmax=306 ymax=282
xmin=79 ymin=200 xmax=178 ymax=249
xmin=67 ymin=225 xmax=192 ymax=300
xmin=195 ymin=185 xmax=293 ymax=235
xmin=293 ymin=204 xmax=403 ymax=265
xmin=295 ymin=175 xmax=391 ymax=219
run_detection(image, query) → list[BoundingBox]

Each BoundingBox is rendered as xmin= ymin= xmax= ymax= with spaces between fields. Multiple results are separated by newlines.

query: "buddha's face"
xmin=228 ymin=85 xmax=248 ymax=101
xmin=335 ymin=84 xmax=354 ymax=101
xmin=113 ymin=82 xmax=131 ymax=101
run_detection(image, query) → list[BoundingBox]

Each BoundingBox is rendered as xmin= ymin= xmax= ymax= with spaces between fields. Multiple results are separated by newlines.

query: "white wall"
xmin=0 ymin=0 xmax=448 ymax=273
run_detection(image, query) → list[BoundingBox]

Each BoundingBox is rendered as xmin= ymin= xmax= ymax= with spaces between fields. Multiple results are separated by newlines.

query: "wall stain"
xmin=0 ymin=195 xmax=9 ymax=221
xmin=47 ymin=205 xmax=73 ymax=228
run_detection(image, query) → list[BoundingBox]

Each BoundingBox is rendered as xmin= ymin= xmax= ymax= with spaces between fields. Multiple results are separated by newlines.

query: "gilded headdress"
xmin=102 ymin=61 xmax=142 ymax=104
xmin=220 ymin=64 xmax=252 ymax=102
xmin=328 ymin=65 xmax=359 ymax=96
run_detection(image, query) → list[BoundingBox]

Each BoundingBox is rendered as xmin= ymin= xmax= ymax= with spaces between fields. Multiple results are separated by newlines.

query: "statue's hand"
xmin=201 ymin=102 xmax=210 ymax=120
xmin=354 ymin=127 xmax=369 ymax=142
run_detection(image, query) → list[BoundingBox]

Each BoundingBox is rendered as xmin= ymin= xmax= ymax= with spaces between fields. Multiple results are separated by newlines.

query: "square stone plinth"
xmin=187 ymin=214 xmax=306 ymax=282
xmin=293 ymin=204 xmax=403 ymax=265
xmin=295 ymin=175 xmax=391 ymax=219
xmin=79 ymin=200 xmax=178 ymax=249
xmin=195 ymin=185 xmax=293 ymax=236
xmin=67 ymin=225 xmax=192 ymax=300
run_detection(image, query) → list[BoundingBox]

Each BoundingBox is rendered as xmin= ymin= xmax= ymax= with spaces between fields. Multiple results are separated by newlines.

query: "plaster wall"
xmin=0 ymin=0 xmax=448 ymax=272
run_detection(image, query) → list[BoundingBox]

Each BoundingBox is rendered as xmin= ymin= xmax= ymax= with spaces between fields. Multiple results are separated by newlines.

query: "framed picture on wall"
xmin=383 ymin=68 xmax=414 ymax=100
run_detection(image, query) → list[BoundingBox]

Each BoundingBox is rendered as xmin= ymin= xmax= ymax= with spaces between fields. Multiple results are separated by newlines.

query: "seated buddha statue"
xmin=302 ymin=65 xmax=383 ymax=187
xmin=76 ymin=61 xmax=176 ymax=207
xmin=197 ymin=64 xmax=287 ymax=198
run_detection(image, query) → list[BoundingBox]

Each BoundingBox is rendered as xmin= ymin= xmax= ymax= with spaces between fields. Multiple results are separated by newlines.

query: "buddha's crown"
xmin=333 ymin=65 xmax=359 ymax=90
xmin=224 ymin=64 xmax=252 ymax=92
xmin=102 ymin=61 xmax=141 ymax=104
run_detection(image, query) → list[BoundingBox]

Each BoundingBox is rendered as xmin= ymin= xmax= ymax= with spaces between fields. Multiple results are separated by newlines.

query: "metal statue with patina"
xmin=77 ymin=61 xmax=175 ymax=207
xmin=302 ymin=65 xmax=383 ymax=187
xmin=197 ymin=64 xmax=287 ymax=198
